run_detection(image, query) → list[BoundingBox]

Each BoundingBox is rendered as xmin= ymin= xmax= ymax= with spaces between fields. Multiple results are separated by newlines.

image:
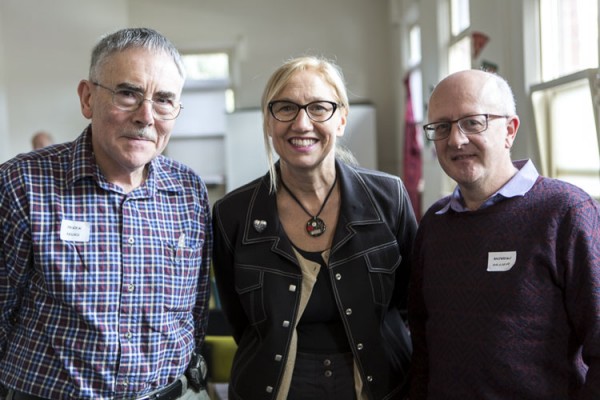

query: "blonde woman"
xmin=213 ymin=56 xmax=417 ymax=400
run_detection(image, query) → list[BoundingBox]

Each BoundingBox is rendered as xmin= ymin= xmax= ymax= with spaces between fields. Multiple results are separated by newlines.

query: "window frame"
xmin=530 ymin=68 xmax=600 ymax=198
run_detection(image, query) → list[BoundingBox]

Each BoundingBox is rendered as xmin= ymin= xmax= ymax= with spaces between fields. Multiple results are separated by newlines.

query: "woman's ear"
xmin=336 ymin=107 xmax=348 ymax=138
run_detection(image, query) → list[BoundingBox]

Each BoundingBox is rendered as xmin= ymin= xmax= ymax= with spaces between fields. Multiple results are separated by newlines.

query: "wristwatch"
xmin=185 ymin=351 xmax=208 ymax=391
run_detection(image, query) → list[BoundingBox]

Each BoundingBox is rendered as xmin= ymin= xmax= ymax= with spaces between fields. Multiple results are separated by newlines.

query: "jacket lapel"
xmin=243 ymin=174 xmax=297 ymax=264
xmin=331 ymin=161 xmax=384 ymax=254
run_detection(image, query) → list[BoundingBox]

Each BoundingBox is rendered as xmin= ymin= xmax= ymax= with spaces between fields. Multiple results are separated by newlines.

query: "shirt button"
xmin=324 ymin=370 xmax=333 ymax=377
xmin=357 ymin=343 xmax=364 ymax=350
xmin=127 ymin=236 xmax=135 ymax=245
xmin=282 ymin=320 xmax=290 ymax=328
xmin=125 ymin=331 xmax=132 ymax=340
xmin=288 ymin=284 xmax=297 ymax=292
xmin=274 ymin=354 xmax=283 ymax=362
xmin=335 ymin=273 xmax=342 ymax=280
xmin=345 ymin=308 xmax=352 ymax=315
xmin=266 ymin=386 xmax=274 ymax=393
xmin=323 ymin=359 xmax=332 ymax=367
xmin=367 ymin=375 xmax=373 ymax=382
xmin=127 ymin=284 xmax=135 ymax=292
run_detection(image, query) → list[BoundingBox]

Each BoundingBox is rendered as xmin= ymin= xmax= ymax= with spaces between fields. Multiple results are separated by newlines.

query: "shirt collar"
xmin=67 ymin=126 xmax=99 ymax=187
xmin=436 ymin=159 xmax=539 ymax=214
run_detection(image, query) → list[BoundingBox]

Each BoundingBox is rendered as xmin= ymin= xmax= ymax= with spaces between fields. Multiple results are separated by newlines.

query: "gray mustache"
xmin=128 ymin=131 xmax=156 ymax=141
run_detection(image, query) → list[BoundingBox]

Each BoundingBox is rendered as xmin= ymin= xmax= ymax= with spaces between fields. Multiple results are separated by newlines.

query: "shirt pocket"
xmin=365 ymin=243 xmax=402 ymax=306
xmin=234 ymin=266 xmax=267 ymax=325
xmin=163 ymin=239 xmax=204 ymax=311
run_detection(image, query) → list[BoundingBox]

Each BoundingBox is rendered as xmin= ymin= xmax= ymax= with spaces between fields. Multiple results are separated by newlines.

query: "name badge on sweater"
xmin=487 ymin=251 xmax=516 ymax=272
xmin=60 ymin=219 xmax=91 ymax=242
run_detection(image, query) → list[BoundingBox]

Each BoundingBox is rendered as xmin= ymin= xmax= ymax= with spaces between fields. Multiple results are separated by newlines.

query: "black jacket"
xmin=212 ymin=160 xmax=417 ymax=400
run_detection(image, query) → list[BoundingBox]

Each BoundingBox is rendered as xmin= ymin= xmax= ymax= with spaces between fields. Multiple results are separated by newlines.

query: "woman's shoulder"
xmin=340 ymin=161 xmax=402 ymax=184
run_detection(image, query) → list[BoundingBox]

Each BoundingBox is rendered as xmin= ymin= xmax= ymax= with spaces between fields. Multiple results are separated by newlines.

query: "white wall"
xmin=0 ymin=0 xmax=128 ymax=160
xmin=0 ymin=6 xmax=10 ymax=163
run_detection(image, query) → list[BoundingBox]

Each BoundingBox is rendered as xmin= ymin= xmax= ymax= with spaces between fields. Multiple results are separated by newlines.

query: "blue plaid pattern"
xmin=0 ymin=127 xmax=212 ymax=399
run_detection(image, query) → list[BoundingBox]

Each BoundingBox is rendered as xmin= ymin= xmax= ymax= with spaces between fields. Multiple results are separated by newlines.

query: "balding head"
xmin=428 ymin=70 xmax=516 ymax=123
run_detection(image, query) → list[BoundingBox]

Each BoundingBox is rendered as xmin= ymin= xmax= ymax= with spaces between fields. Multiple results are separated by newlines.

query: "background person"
xmin=0 ymin=28 xmax=212 ymax=400
xmin=31 ymin=130 xmax=54 ymax=149
xmin=212 ymin=56 xmax=417 ymax=400
xmin=408 ymin=69 xmax=600 ymax=399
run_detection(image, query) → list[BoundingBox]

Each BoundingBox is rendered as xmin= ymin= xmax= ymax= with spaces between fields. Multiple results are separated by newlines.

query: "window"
xmin=448 ymin=0 xmax=471 ymax=73
xmin=531 ymin=0 xmax=599 ymax=199
xmin=539 ymin=0 xmax=598 ymax=81
xmin=451 ymin=0 xmax=470 ymax=36
xmin=182 ymin=53 xmax=230 ymax=81
xmin=405 ymin=21 xmax=425 ymax=218
xmin=408 ymin=24 xmax=424 ymax=123
xmin=408 ymin=24 xmax=422 ymax=68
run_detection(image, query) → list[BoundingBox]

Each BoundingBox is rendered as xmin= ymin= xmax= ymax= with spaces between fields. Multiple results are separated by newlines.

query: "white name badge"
xmin=60 ymin=219 xmax=91 ymax=242
xmin=487 ymin=251 xmax=517 ymax=272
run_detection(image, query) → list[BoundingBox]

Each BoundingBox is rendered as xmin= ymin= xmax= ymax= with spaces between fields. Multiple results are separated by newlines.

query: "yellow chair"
xmin=204 ymin=334 xmax=236 ymax=399
xmin=205 ymin=266 xmax=237 ymax=398
xmin=204 ymin=335 xmax=237 ymax=382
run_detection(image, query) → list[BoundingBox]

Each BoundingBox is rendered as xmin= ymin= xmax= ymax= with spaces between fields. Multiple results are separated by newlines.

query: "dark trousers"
xmin=288 ymin=352 xmax=357 ymax=400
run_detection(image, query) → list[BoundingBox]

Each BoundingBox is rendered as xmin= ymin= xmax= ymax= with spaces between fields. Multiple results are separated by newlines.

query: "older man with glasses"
xmin=0 ymin=28 xmax=211 ymax=400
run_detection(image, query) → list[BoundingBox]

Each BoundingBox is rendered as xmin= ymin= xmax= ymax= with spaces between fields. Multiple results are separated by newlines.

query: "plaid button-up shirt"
xmin=0 ymin=127 xmax=212 ymax=399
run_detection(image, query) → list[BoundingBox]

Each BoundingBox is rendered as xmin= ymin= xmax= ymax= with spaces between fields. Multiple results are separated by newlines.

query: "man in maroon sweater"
xmin=408 ymin=69 xmax=600 ymax=399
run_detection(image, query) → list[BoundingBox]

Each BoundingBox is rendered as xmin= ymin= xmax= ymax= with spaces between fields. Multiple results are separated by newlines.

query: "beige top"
xmin=275 ymin=248 xmax=367 ymax=400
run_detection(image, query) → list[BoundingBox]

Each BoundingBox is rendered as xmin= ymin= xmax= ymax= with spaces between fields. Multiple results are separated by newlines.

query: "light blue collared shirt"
xmin=436 ymin=159 xmax=539 ymax=214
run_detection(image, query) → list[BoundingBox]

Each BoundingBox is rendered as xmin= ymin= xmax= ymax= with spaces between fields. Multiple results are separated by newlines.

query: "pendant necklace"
xmin=280 ymin=174 xmax=338 ymax=237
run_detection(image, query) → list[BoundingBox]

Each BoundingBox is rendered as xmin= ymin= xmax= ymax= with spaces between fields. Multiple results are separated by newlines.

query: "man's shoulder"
xmin=0 ymin=143 xmax=72 ymax=178
xmin=154 ymin=155 xmax=206 ymax=185
xmin=533 ymin=176 xmax=597 ymax=207
xmin=344 ymin=163 xmax=402 ymax=184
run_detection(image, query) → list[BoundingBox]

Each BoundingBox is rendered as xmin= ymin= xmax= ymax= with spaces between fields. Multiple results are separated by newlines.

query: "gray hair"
xmin=487 ymin=72 xmax=517 ymax=115
xmin=89 ymin=27 xmax=185 ymax=81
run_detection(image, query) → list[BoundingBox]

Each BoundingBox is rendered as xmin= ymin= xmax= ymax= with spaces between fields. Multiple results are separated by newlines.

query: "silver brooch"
xmin=253 ymin=219 xmax=267 ymax=233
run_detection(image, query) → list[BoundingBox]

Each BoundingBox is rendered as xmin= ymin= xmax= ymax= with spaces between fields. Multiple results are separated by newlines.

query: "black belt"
xmin=11 ymin=391 xmax=50 ymax=400
xmin=137 ymin=377 xmax=184 ymax=400
xmin=11 ymin=377 xmax=185 ymax=400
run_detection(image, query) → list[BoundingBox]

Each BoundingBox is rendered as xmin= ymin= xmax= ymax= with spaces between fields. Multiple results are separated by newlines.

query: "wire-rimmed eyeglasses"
xmin=423 ymin=114 xmax=509 ymax=141
xmin=92 ymin=81 xmax=183 ymax=120
xmin=268 ymin=100 xmax=341 ymax=123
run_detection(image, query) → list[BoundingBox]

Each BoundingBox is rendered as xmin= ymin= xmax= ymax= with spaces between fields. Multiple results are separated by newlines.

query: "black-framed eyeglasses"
xmin=423 ymin=114 xmax=509 ymax=141
xmin=92 ymin=81 xmax=183 ymax=120
xmin=268 ymin=100 xmax=340 ymax=122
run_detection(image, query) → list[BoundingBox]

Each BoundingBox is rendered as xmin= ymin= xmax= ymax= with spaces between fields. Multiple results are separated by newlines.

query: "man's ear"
xmin=77 ymin=80 xmax=94 ymax=120
xmin=505 ymin=115 xmax=520 ymax=148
